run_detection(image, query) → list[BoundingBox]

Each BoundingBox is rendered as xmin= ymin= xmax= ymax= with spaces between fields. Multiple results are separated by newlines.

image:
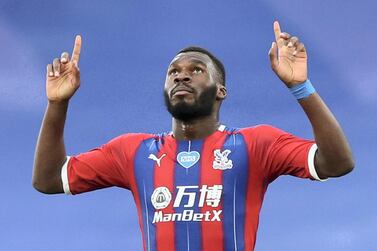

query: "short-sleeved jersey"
xmin=61 ymin=125 xmax=324 ymax=251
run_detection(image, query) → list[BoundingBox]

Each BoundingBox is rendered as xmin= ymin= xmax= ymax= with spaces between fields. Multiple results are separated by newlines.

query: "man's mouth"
xmin=173 ymin=90 xmax=192 ymax=96
xmin=171 ymin=86 xmax=194 ymax=97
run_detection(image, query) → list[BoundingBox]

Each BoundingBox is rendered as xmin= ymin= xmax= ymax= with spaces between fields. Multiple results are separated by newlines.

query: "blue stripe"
xmin=222 ymin=132 xmax=249 ymax=251
xmin=174 ymin=140 xmax=203 ymax=251
xmin=134 ymin=137 xmax=161 ymax=251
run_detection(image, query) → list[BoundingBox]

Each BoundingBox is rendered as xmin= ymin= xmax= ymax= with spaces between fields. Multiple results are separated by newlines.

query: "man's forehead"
xmin=169 ymin=52 xmax=212 ymax=67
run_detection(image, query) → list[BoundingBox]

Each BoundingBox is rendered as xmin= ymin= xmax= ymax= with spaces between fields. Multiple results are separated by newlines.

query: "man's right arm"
xmin=32 ymin=36 xmax=82 ymax=194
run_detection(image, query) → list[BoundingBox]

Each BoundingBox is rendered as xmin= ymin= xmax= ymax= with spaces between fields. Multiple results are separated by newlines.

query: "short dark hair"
xmin=178 ymin=46 xmax=226 ymax=86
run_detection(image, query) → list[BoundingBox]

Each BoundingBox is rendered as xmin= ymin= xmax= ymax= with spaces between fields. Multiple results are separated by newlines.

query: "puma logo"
xmin=148 ymin=153 xmax=166 ymax=167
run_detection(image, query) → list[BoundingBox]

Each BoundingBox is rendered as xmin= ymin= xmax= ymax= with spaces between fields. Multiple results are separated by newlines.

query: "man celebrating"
xmin=33 ymin=21 xmax=354 ymax=251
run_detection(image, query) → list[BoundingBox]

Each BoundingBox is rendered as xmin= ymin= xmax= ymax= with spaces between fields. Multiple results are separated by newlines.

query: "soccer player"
xmin=33 ymin=21 xmax=354 ymax=251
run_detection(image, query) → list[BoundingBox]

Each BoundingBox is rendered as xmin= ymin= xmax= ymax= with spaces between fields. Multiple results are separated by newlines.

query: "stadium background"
xmin=1 ymin=0 xmax=376 ymax=250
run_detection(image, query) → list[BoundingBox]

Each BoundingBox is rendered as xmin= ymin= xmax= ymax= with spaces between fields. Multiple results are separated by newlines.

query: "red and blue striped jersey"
xmin=61 ymin=124 xmax=323 ymax=251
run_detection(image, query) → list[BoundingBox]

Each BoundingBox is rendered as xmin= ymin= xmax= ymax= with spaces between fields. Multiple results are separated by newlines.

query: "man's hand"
xmin=46 ymin=35 xmax=82 ymax=102
xmin=268 ymin=21 xmax=307 ymax=87
xmin=34 ymin=35 xmax=82 ymax=194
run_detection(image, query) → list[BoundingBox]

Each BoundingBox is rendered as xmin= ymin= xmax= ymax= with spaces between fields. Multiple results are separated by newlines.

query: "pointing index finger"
xmin=273 ymin=21 xmax=282 ymax=42
xmin=71 ymin=35 xmax=82 ymax=66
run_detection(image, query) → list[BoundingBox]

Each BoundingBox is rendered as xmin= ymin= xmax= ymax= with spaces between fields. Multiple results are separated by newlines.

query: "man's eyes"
xmin=193 ymin=68 xmax=203 ymax=74
xmin=168 ymin=67 xmax=204 ymax=76
xmin=169 ymin=69 xmax=178 ymax=75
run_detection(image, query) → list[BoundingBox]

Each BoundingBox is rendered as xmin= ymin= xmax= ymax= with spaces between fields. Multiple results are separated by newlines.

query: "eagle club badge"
xmin=213 ymin=149 xmax=233 ymax=170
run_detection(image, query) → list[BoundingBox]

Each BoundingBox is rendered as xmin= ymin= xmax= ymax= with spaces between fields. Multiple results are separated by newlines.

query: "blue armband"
xmin=289 ymin=79 xmax=316 ymax=100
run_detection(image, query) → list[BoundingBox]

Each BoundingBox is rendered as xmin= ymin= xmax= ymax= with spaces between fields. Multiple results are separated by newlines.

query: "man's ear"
xmin=216 ymin=83 xmax=227 ymax=100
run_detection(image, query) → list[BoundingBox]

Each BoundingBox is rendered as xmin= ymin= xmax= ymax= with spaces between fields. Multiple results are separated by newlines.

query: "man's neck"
xmin=172 ymin=116 xmax=221 ymax=140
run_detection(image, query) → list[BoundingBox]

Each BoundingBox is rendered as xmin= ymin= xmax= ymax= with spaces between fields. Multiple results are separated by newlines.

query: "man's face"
xmin=164 ymin=52 xmax=219 ymax=121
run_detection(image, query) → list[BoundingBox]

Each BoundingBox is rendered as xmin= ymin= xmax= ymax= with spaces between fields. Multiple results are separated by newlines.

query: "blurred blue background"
xmin=1 ymin=0 xmax=376 ymax=250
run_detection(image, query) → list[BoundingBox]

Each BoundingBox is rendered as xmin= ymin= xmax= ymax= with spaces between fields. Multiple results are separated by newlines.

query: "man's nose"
xmin=174 ymin=72 xmax=191 ymax=84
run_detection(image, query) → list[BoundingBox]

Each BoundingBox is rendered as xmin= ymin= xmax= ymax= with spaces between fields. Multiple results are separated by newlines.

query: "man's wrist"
xmin=289 ymin=79 xmax=316 ymax=100
xmin=47 ymin=100 xmax=70 ymax=116
xmin=48 ymin=99 xmax=69 ymax=107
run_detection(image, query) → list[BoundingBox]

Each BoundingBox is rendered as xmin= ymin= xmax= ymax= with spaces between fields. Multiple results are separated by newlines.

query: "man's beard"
xmin=164 ymin=84 xmax=217 ymax=122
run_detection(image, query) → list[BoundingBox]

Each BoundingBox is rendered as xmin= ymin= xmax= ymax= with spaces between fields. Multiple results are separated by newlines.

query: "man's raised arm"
xmin=268 ymin=21 xmax=354 ymax=179
xmin=32 ymin=36 xmax=82 ymax=194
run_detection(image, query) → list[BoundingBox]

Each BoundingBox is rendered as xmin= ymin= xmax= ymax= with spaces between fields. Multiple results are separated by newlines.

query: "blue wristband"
xmin=289 ymin=79 xmax=316 ymax=100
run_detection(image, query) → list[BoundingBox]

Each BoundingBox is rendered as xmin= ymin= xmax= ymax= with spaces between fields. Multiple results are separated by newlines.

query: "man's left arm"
xmin=268 ymin=21 xmax=354 ymax=179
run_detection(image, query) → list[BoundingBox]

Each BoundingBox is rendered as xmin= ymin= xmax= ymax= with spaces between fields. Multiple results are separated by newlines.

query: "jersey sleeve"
xmin=242 ymin=125 xmax=326 ymax=183
xmin=61 ymin=134 xmax=140 ymax=195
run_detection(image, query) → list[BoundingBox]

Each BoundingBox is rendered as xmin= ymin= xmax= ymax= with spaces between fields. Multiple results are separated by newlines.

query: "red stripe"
xmin=240 ymin=129 xmax=268 ymax=251
xmin=200 ymin=131 xmax=227 ymax=251
xmin=154 ymin=136 xmax=177 ymax=251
